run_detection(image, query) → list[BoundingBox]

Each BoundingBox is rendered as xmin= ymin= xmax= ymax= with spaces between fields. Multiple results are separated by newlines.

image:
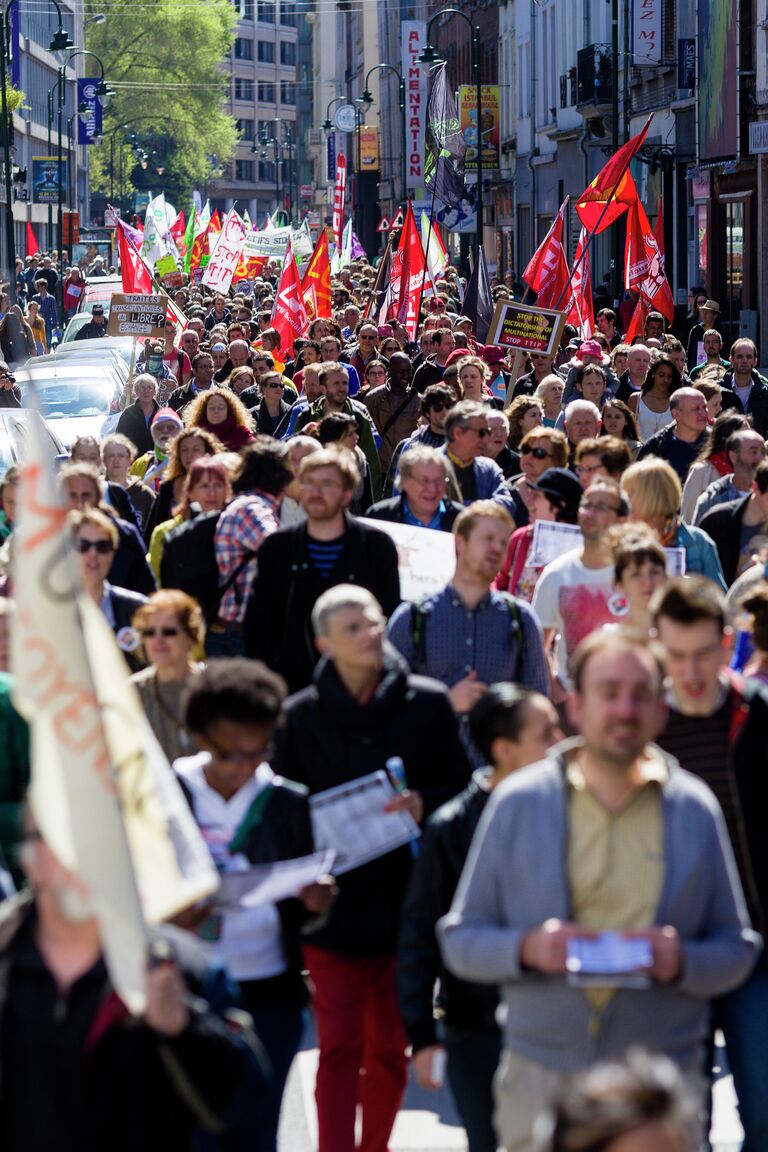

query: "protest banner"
xmin=487 ymin=299 xmax=567 ymax=357
xmin=202 ymin=208 xmax=247 ymax=294
xmin=107 ymin=294 xmax=166 ymax=338
xmin=372 ymin=520 xmax=455 ymax=600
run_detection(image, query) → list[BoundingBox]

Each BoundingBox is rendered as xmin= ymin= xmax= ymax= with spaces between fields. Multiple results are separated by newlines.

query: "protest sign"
xmin=372 ymin=520 xmax=456 ymax=601
xmin=487 ymin=299 xmax=567 ymax=357
xmin=107 ymin=294 xmax=166 ymax=338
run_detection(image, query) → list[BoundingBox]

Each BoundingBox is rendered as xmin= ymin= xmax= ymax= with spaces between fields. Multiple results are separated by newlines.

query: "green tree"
xmin=86 ymin=0 xmax=238 ymax=207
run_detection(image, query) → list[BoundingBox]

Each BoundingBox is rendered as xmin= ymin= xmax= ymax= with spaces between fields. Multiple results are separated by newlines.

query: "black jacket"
xmin=398 ymin=775 xmax=500 ymax=1050
xmin=243 ymin=514 xmax=401 ymax=693
xmin=109 ymin=585 xmax=149 ymax=672
xmin=168 ymin=383 xmax=202 ymax=415
xmin=109 ymin=519 xmax=157 ymax=597
xmin=116 ymin=400 xmax=160 ymax=457
xmin=0 ymin=893 xmax=265 ymax=1151
xmin=720 ymin=372 xmax=768 ymax=437
xmin=365 ymin=494 xmax=464 ymax=533
xmin=636 ymin=423 xmax=707 ymax=480
xmin=0 ymin=384 xmax=21 ymax=408
xmin=270 ymin=649 xmax=471 ymax=956
xmin=698 ymin=495 xmax=750 ymax=587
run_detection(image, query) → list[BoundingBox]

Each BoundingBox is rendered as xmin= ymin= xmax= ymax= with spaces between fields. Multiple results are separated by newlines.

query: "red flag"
xmin=116 ymin=218 xmax=153 ymax=294
xmin=575 ymin=115 xmax=652 ymax=234
xmin=25 ymin=221 xmax=39 ymax=257
xmin=271 ymin=242 xmax=308 ymax=357
xmin=209 ymin=210 xmax=222 ymax=232
xmin=522 ymin=200 xmax=570 ymax=308
xmin=332 ymin=155 xmax=347 ymax=256
xmin=624 ymin=193 xmax=675 ymax=324
xmin=567 ymin=228 xmax=594 ymax=337
xmin=388 ymin=202 xmax=426 ymax=340
xmin=625 ymin=295 xmax=648 ymax=342
xmin=302 ymin=231 xmax=332 ymax=319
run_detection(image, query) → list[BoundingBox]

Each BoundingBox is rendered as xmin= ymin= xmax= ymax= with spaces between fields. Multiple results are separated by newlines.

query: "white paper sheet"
xmin=309 ymin=770 xmax=420 ymax=875
xmin=215 ymin=849 xmax=336 ymax=910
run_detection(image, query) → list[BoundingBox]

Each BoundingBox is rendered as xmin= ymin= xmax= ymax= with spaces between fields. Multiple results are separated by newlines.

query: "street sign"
xmin=376 ymin=216 xmax=390 ymax=233
xmin=107 ymin=294 xmax=166 ymax=338
xmin=749 ymin=121 xmax=768 ymax=155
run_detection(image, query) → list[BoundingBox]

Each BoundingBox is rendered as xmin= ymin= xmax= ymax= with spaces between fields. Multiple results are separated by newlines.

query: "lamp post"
xmin=358 ymin=63 xmax=407 ymax=207
xmin=52 ymin=48 xmax=109 ymax=313
xmin=0 ymin=0 xmax=73 ymax=303
xmin=418 ymin=8 xmax=483 ymax=260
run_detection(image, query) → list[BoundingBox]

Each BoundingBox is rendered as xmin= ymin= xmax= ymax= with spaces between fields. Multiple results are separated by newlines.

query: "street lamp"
xmin=51 ymin=48 xmax=109 ymax=312
xmin=358 ymin=63 xmax=407 ymax=208
xmin=0 ymin=0 xmax=74 ymax=302
xmin=322 ymin=97 xmax=346 ymax=133
xmin=418 ymin=7 xmax=483 ymax=260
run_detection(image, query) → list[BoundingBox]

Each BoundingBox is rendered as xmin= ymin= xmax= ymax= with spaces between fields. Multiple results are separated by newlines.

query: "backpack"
xmin=160 ymin=510 xmax=254 ymax=624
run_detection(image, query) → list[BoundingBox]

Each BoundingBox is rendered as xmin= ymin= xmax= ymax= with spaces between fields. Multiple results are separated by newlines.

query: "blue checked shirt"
xmin=387 ymin=585 xmax=549 ymax=695
xmin=214 ymin=491 xmax=281 ymax=622
xmin=31 ymin=292 xmax=58 ymax=341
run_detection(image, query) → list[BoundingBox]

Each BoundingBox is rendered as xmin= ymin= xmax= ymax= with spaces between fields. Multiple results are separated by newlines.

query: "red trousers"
xmin=304 ymin=946 xmax=409 ymax=1152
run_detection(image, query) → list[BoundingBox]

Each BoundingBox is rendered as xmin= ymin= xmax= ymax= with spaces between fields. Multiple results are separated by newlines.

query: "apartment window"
xmin=259 ymin=161 xmax=276 ymax=182
xmin=257 ymin=40 xmax=275 ymax=62
xmin=280 ymin=81 xmax=296 ymax=104
xmin=232 ymin=0 xmax=254 ymax=18
xmin=258 ymin=119 xmax=274 ymax=139
xmin=257 ymin=1 xmax=275 ymax=21
xmin=236 ymin=160 xmax=255 ymax=181
xmin=234 ymin=37 xmax=253 ymax=60
xmin=279 ymin=41 xmax=296 ymax=66
xmin=279 ymin=3 xmax=297 ymax=26
xmin=236 ymin=118 xmax=255 ymax=140
xmin=234 ymin=78 xmax=254 ymax=101
xmin=257 ymin=82 xmax=275 ymax=103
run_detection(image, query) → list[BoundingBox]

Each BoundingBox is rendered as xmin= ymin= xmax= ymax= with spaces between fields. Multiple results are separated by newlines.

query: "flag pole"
xmin=552 ymin=113 xmax=653 ymax=313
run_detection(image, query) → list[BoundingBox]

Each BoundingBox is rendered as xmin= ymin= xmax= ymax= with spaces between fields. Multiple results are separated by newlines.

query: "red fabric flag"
xmin=566 ymin=228 xmax=594 ymax=337
xmin=624 ymin=295 xmax=648 ymax=342
xmin=271 ymin=242 xmax=308 ymax=357
xmin=522 ymin=200 xmax=570 ymax=309
xmin=116 ymin=219 xmax=153 ymax=294
xmin=209 ymin=210 xmax=222 ymax=232
xmin=624 ymin=193 xmax=675 ymax=324
xmin=575 ymin=116 xmax=652 ymax=234
xmin=301 ymin=230 xmax=332 ymax=319
xmin=388 ymin=202 xmax=426 ymax=340
xmin=332 ymin=155 xmax=347 ymax=256
xmin=169 ymin=211 xmax=187 ymax=258
xmin=25 ymin=221 xmax=39 ymax=257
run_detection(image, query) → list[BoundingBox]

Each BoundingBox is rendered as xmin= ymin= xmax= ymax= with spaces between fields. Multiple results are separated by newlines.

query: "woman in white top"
xmin=629 ymin=355 xmax=682 ymax=441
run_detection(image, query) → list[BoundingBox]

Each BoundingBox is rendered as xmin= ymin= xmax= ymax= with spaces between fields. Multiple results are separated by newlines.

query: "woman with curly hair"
xmin=505 ymin=395 xmax=544 ymax=451
xmin=143 ymin=427 xmax=223 ymax=539
xmin=185 ymin=387 xmax=256 ymax=452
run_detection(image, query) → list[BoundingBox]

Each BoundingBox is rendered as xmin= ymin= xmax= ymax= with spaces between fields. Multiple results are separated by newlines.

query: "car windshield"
xmin=25 ymin=381 xmax=115 ymax=419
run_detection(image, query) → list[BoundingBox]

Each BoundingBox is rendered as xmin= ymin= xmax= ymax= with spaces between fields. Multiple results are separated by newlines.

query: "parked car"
xmin=16 ymin=358 xmax=126 ymax=448
xmin=0 ymin=408 xmax=67 ymax=477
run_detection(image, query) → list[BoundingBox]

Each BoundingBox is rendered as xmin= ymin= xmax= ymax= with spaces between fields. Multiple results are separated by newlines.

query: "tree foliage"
xmin=86 ymin=0 xmax=238 ymax=206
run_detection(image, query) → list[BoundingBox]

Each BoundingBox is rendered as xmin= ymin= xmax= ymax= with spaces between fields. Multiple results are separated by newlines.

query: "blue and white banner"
xmin=77 ymin=77 xmax=103 ymax=145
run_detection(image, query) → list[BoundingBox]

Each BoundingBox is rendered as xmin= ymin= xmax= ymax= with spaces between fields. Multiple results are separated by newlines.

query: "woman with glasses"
xmin=69 ymin=507 xmax=148 ymax=671
xmin=186 ymin=386 xmax=256 ymax=451
xmin=506 ymin=427 xmax=569 ymax=528
xmin=129 ymin=589 xmax=205 ymax=761
xmin=361 ymin=360 xmax=388 ymax=396
xmin=252 ymin=371 xmax=292 ymax=437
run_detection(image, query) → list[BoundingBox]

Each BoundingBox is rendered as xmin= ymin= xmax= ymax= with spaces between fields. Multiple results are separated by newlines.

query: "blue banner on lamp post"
xmin=77 ymin=78 xmax=103 ymax=145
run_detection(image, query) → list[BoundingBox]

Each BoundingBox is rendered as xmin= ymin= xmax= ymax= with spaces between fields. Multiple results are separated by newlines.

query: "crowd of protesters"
xmin=0 ymin=246 xmax=767 ymax=1152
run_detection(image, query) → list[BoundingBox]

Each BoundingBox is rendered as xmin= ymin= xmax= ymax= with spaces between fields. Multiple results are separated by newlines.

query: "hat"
xmin=481 ymin=345 xmax=507 ymax=366
xmin=151 ymin=407 xmax=184 ymax=430
xmin=702 ymin=299 xmax=720 ymax=314
xmin=444 ymin=349 xmax=468 ymax=369
xmin=377 ymin=324 xmax=394 ymax=339
xmin=578 ymin=339 xmax=603 ymax=359
xmin=527 ymin=468 xmax=583 ymax=520
xmin=91 ymin=304 xmax=104 ymax=316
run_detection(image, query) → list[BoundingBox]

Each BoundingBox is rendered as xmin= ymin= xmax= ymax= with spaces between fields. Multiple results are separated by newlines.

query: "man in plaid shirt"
xmin=31 ymin=278 xmax=59 ymax=345
xmin=211 ymin=439 xmax=294 ymax=657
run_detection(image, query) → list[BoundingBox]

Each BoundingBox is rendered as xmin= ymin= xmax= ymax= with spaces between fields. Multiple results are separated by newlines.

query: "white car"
xmin=16 ymin=358 xmax=126 ymax=448
xmin=0 ymin=408 xmax=67 ymax=476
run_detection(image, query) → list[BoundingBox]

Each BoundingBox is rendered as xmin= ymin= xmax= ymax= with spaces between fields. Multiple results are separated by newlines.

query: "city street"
xmin=278 ymin=1021 xmax=745 ymax=1152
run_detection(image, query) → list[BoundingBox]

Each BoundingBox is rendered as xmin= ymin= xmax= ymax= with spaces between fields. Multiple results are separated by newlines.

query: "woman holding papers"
xmin=175 ymin=658 xmax=335 ymax=1152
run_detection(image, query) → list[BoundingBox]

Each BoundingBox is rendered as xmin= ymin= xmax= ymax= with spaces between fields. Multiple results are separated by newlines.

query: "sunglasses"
xmin=141 ymin=626 xmax=181 ymax=638
xmin=266 ymin=382 xmax=285 ymax=389
xmin=75 ymin=538 xmax=113 ymax=554
xmin=428 ymin=401 xmax=451 ymax=412
xmin=465 ymin=425 xmax=490 ymax=437
xmin=521 ymin=445 xmax=552 ymax=459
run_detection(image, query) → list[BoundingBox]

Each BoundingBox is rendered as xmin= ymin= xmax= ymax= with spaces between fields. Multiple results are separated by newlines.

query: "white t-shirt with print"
xmin=531 ymin=549 xmax=616 ymax=687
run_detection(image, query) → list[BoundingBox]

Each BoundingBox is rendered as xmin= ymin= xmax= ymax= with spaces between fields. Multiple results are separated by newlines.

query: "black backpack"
xmin=160 ymin=509 xmax=254 ymax=624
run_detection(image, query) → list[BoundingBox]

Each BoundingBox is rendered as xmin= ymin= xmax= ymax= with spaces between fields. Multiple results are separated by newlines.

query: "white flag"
xmin=140 ymin=193 xmax=172 ymax=265
xmin=202 ymin=208 xmax=247 ymax=294
xmin=11 ymin=404 xmax=218 ymax=1013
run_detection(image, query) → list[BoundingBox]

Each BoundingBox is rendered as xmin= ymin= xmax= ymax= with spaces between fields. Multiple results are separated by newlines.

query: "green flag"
xmin=182 ymin=206 xmax=198 ymax=275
